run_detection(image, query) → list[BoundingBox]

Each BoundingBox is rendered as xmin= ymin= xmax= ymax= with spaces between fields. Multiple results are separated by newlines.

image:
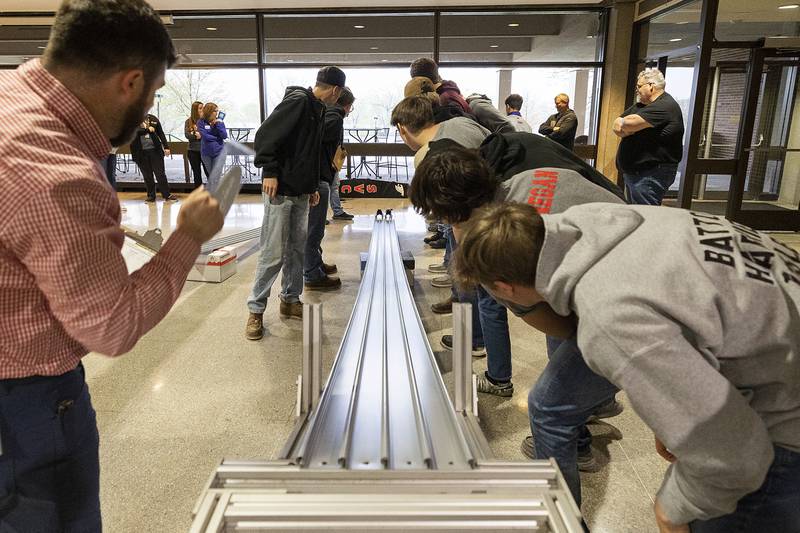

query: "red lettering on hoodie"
xmin=527 ymin=170 xmax=559 ymax=214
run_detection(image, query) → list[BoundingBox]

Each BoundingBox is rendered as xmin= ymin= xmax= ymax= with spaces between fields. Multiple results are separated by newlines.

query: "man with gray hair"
xmin=613 ymin=68 xmax=684 ymax=205
xmin=538 ymin=93 xmax=578 ymax=150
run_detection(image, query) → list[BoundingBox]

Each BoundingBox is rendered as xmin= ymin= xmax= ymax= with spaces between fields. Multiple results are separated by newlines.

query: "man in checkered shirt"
xmin=0 ymin=1 xmax=224 ymax=529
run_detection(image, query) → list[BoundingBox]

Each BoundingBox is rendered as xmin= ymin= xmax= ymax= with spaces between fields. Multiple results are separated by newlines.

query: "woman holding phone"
xmin=184 ymin=100 xmax=206 ymax=189
xmin=197 ymin=102 xmax=228 ymax=189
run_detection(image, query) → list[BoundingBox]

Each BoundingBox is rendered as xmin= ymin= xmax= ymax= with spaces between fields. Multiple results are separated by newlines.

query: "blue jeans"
xmin=247 ymin=193 xmax=310 ymax=313
xmin=304 ymin=181 xmax=330 ymax=283
xmin=623 ymin=163 xmax=678 ymax=205
xmin=201 ymin=153 xmax=223 ymax=191
xmin=329 ymin=173 xmax=344 ymax=216
xmin=478 ymin=286 xmax=513 ymax=383
xmin=690 ymin=446 xmax=800 ymax=533
xmin=528 ymin=336 xmax=618 ymax=506
xmin=0 ymin=364 xmax=101 ymax=532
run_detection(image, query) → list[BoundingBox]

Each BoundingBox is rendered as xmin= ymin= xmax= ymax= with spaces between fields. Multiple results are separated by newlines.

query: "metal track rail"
xmin=291 ymin=213 xmax=473 ymax=470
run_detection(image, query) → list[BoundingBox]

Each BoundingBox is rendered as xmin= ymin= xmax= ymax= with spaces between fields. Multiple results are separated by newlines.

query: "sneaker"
xmin=325 ymin=219 xmax=331 ymax=226
xmin=423 ymin=231 xmax=444 ymax=244
xmin=304 ymin=275 xmax=342 ymax=291
xmin=426 ymin=222 xmax=439 ymax=233
xmin=145 ymin=197 xmax=156 ymax=203
xmin=440 ymin=335 xmax=486 ymax=357
xmin=323 ymin=262 xmax=338 ymax=275
xmin=279 ymin=301 xmax=303 ymax=319
xmin=428 ymin=262 xmax=448 ymax=273
xmin=588 ymin=399 xmax=624 ymax=422
xmin=520 ymin=436 xmax=600 ymax=472
xmin=431 ymin=274 xmax=452 ymax=288
xmin=428 ymin=238 xmax=446 ymax=249
xmin=245 ymin=312 xmax=263 ymax=340
xmin=164 ymin=194 xmax=179 ymax=202
xmin=476 ymin=373 xmax=514 ymax=397
xmin=333 ymin=212 xmax=355 ymax=220
xmin=431 ymin=296 xmax=455 ymax=315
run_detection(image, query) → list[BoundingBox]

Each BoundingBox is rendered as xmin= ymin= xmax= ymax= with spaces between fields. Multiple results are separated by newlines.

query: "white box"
xmin=187 ymin=248 xmax=237 ymax=283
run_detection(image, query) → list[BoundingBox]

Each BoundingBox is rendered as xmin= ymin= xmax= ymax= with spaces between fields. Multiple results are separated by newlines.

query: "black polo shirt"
xmin=617 ymin=92 xmax=684 ymax=173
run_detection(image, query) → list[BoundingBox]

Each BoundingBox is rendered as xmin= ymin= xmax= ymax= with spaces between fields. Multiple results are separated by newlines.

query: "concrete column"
xmin=498 ymin=69 xmax=513 ymax=112
xmin=596 ymin=0 xmax=637 ymax=183
xmin=573 ymin=69 xmax=589 ymax=138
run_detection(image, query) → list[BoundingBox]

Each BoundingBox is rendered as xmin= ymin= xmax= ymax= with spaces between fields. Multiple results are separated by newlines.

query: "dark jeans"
xmin=528 ymin=336 xmax=618 ymax=506
xmin=623 ymin=163 xmax=678 ymax=205
xmin=138 ymin=150 xmax=171 ymax=199
xmin=304 ymin=181 xmax=330 ymax=282
xmin=445 ymin=229 xmax=484 ymax=349
xmin=690 ymin=446 xmax=800 ymax=533
xmin=187 ymin=150 xmax=207 ymax=188
xmin=0 ymin=363 xmax=101 ymax=532
xmin=102 ymin=154 xmax=116 ymax=190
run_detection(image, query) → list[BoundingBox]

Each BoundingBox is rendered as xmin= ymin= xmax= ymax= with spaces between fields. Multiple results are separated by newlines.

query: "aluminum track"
xmin=290 ymin=213 xmax=473 ymax=470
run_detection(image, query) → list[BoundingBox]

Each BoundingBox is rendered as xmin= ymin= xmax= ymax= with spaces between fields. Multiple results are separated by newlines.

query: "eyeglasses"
xmin=637 ymin=82 xmax=654 ymax=89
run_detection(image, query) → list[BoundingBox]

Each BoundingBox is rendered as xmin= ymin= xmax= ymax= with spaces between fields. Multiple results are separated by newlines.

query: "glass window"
xmin=262 ymin=13 xmax=434 ymax=65
xmin=169 ymin=15 xmax=258 ymax=65
xmin=639 ymin=0 xmax=702 ymax=61
xmin=438 ymin=67 xmax=501 ymax=105
xmin=439 ymin=11 xmax=603 ymax=63
xmin=716 ymin=0 xmax=800 ymax=41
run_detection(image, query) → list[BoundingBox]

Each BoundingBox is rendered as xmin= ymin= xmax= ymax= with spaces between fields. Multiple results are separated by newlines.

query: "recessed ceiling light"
xmin=37 ymin=45 xmax=45 ymax=49
xmin=508 ymin=23 xmax=519 ymax=27
xmin=354 ymin=25 xmax=365 ymax=29
xmin=677 ymin=21 xmax=689 ymax=25
xmin=381 ymin=59 xmax=388 ymax=62
xmin=370 ymin=46 xmax=379 ymax=50
xmin=490 ymin=44 xmax=499 ymax=48
xmin=771 ymin=35 xmax=789 ymax=38
xmin=670 ymin=38 xmax=683 ymax=42
xmin=287 ymin=59 xmax=294 ymax=62
xmin=205 ymin=27 xmax=217 ymax=31
xmin=586 ymin=35 xmax=594 ymax=39
xmin=198 ymin=58 xmax=205 ymax=61
xmin=779 ymin=3 xmax=799 ymax=8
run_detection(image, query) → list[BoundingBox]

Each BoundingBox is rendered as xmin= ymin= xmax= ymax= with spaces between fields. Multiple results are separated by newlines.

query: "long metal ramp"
xmin=190 ymin=211 xmax=582 ymax=532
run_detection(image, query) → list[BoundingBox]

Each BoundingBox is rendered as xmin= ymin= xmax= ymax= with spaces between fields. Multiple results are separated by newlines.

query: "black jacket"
xmin=253 ymin=86 xmax=326 ymax=196
xmin=479 ymin=132 xmax=625 ymax=200
xmin=538 ymin=109 xmax=578 ymax=151
xmin=130 ymin=114 xmax=169 ymax=163
xmin=320 ymin=105 xmax=345 ymax=184
xmin=433 ymin=102 xmax=477 ymax=125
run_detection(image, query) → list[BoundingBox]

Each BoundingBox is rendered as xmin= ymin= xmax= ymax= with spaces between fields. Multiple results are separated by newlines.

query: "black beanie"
xmin=317 ymin=66 xmax=346 ymax=87
xmin=410 ymin=57 xmax=440 ymax=83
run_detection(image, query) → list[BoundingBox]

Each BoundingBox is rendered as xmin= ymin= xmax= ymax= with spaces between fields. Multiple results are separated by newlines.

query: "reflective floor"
xmin=87 ymin=194 xmax=799 ymax=533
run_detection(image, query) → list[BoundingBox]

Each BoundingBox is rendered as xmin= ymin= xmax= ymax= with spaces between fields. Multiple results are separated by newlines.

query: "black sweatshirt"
xmin=130 ymin=114 xmax=169 ymax=163
xmin=253 ymin=86 xmax=326 ymax=196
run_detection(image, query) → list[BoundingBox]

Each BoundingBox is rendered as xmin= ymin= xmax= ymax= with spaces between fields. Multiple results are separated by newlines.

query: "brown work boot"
xmin=304 ymin=275 xmax=342 ymax=291
xmin=279 ymin=301 xmax=303 ymax=319
xmin=431 ymin=295 xmax=455 ymax=315
xmin=245 ymin=312 xmax=263 ymax=340
xmin=323 ymin=262 xmax=338 ymax=275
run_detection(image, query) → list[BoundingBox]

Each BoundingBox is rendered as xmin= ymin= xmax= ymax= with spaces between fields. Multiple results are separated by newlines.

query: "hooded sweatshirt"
xmin=253 ymin=86 xmax=325 ymax=196
xmin=535 ymin=203 xmax=800 ymax=524
xmin=465 ymin=94 xmax=515 ymax=134
xmin=437 ymin=80 xmax=472 ymax=114
xmin=415 ymin=117 xmax=490 ymax=167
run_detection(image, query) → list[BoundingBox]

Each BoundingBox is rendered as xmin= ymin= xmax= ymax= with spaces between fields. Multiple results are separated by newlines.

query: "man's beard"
xmin=109 ymin=88 xmax=150 ymax=147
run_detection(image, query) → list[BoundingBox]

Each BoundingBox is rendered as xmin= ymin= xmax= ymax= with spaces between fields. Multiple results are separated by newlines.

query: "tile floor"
xmin=86 ymin=193 xmax=799 ymax=532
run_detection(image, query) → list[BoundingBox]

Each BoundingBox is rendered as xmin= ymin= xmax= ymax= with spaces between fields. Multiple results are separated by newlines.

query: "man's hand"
xmin=310 ymin=191 xmax=320 ymax=207
xmin=164 ymin=149 xmax=171 ymax=157
xmin=176 ymin=187 xmax=224 ymax=243
xmin=655 ymin=436 xmax=676 ymax=463
xmin=654 ymin=499 xmax=689 ymax=533
xmin=262 ymin=177 xmax=278 ymax=199
xmin=148 ymin=126 xmax=156 ymax=133
xmin=612 ymin=117 xmax=627 ymax=138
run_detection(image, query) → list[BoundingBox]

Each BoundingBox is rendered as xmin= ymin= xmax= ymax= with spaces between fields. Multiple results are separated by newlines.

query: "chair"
xmin=225 ymin=127 xmax=257 ymax=181
xmin=374 ymin=129 xmax=409 ymax=182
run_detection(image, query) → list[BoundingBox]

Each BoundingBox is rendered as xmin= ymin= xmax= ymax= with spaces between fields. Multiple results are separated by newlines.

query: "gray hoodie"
xmin=466 ymin=94 xmax=515 ymax=134
xmin=536 ymin=203 xmax=800 ymax=524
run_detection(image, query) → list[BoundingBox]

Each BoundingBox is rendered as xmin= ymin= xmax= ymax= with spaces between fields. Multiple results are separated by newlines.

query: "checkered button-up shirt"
xmin=0 ymin=60 xmax=201 ymax=379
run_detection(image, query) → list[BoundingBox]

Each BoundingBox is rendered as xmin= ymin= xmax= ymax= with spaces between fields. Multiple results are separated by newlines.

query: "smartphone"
xmin=217 ymin=111 xmax=226 ymax=121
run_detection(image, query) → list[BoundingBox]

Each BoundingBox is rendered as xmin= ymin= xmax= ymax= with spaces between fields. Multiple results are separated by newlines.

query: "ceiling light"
xmin=670 ymin=38 xmax=683 ymax=42
xmin=370 ymin=46 xmax=379 ymax=50
xmin=490 ymin=44 xmax=499 ymax=48
xmin=586 ymin=35 xmax=594 ymax=39
xmin=508 ymin=23 xmax=519 ymax=27
xmin=37 ymin=45 xmax=45 ymax=49
xmin=677 ymin=21 xmax=689 ymax=25
xmin=205 ymin=27 xmax=217 ymax=31
xmin=381 ymin=59 xmax=388 ymax=62
xmin=778 ymin=4 xmax=799 ymax=8
xmin=287 ymin=59 xmax=294 ymax=62
xmin=354 ymin=25 xmax=365 ymax=29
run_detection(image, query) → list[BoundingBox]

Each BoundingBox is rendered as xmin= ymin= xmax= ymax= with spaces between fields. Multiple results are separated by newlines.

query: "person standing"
xmin=246 ymin=66 xmax=346 ymax=340
xmin=614 ymin=68 xmax=685 ymax=205
xmin=184 ymin=100 xmax=206 ymax=189
xmin=504 ymin=94 xmax=532 ymax=133
xmin=196 ymin=102 xmax=227 ymax=189
xmin=305 ymin=87 xmax=355 ymax=291
xmin=130 ymin=112 xmax=177 ymax=202
xmin=538 ymin=93 xmax=578 ymax=151
xmin=0 ymin=1 xmax=224 ymax=529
